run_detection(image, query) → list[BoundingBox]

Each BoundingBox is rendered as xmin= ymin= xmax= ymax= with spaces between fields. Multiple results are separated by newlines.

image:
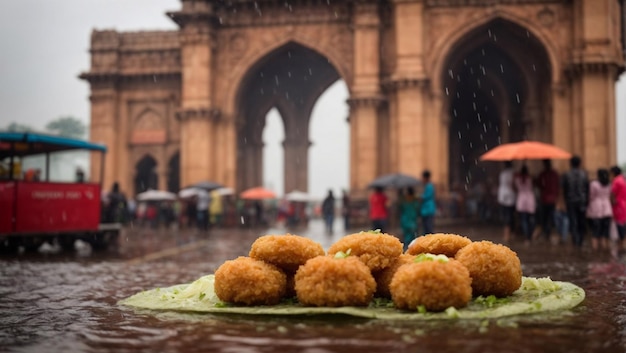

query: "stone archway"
xmin=441 ymin=18 xmax=552 ymax=189
xmin=134 ymin=154 xmax=158 ymax=194
xmin=235 ymin=41 xmax=343 ymax=193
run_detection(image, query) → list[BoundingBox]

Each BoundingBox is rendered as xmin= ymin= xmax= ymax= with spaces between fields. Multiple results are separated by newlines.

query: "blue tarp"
xmin=0 ymin=132 xmax=106 ymax=157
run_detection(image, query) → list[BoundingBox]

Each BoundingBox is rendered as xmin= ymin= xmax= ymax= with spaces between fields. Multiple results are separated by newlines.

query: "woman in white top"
xmin=587 ymin=169 xmax=613 ymax=250
xmin=498 ymin=161 xmax=516 ymax=242
xmin=514 ymin=165 xmax=536 ymax=243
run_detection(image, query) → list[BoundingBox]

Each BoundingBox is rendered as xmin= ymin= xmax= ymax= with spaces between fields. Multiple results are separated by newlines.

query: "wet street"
xmin=1 ymin=218 xmax=626 ymax=353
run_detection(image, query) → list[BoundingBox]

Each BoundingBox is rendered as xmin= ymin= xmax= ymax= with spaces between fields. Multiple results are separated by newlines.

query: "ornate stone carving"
xmin=425 ymin=0 xmax=561 ymax=7
xmin=347 ymin=96 xmax=387 ymax=108
xmin=135 ymin=109 xmax=164 ymax=130
xmin=175 ymin=107 xmax=221 ymax=122
xmin=537 ymin=7 xmax=555 ymax=27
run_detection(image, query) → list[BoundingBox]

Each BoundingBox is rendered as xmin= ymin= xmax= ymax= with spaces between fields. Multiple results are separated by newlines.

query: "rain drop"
xmin=500 ymin=64 xmax=504 ymax=73
xmin=516 ymin=93 xmax=520 ymax=103
xmin=308 ymin=68 xmax=313 ymax=75
xmin=458 ymin=131 xmax=462 ymax=139
xmin=153 ymin=75 xmax=157 ymax=82
xmin=490 ymin=90 xmax=494 ymax=97
xmin=219 ymin=17 xmax=223 ymax=24
xmin=483 ymin=123 xmax=487 ymax=132
xmin=448 ymin=69 xmax=454 ymax=78
xmin=461 ymin=154 xmax=465 ymax=162
xmin=453 ymin=109 xmax=457 ymax=117
xmin=493 ymin=34 xmax=497 ymax=42
xmin=472 ymin=102 xmax=477 ymax=111
xmin=532 ymin=64 xmax=536 ymax=71
xmin=477 ymin=113 xmax=481 ymax=122
xmin=445 ymin=87 xmax=449 ymax=95
xmin=488 ymin=29 xmax=492 ymax=38
xmin=260 ymin=88 xmax=264 ymax=95
xmin=275 ymin=75 xmax=279 ymax=86
xmin=288 ymin=71 xmax=292 ymax=78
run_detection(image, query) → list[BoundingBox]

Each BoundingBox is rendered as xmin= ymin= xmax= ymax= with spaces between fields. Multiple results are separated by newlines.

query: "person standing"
xmin=369 ymin=187 xmax=389 ymax=233
xmin=533 ymin=159 xmax=560 ymax=241
xmin=610 ymin=166 xmax=626 ymax=247
xmin=209 ymin=189 xmax=223 ymax=227
xmin=196 ymin=188 xmax=210 ymax=231
xmin=321 ymin=190 xmax=335 ymax=234
xmin=514 ymin=165 xmax=536 ymax=244
xmin=399 ymin=187 xmax=420 ymax=249
xmin=497 ymin=161 xmax=516 ymax=243
xmin=420 ymin=170 xmax=436 ymax=235
xmin=342 ymin=189 xmax=351 ymax=231
xmin=562 ymin=155 xmax=589 ymax=247
xmin=587 ymin=169 xmax=613 ymax=251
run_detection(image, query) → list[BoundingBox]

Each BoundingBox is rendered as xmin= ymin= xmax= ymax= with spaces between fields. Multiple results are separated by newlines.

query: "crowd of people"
xmin=365 ymin=170 xmax=437 ymax=250
xmin=496 ymin=156 xmax=626 ymax=251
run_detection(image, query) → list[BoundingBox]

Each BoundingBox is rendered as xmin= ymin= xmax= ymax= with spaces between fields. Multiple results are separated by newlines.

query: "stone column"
xmin=89 ymin=88 xmax=118 ymax=189
xmin=350 ymin=1 xmax=384 ymax=191
xmin=283 ymin=138 xmax=311 ymax=194
xmin=570 ymin=0 xmax=623 ymax=170
xmin=389 ymin=0 xmax=428 ymax=179
xmin=177 ymin=109 xmax=217 ymax=186
xmin=172 ymin=1 xmax=219 ymax=187
xmin=551 ymin=83 xmax=572 ymax=171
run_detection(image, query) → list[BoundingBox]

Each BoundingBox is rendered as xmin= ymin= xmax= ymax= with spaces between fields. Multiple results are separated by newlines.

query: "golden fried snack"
xmin=406 ymin=233 xmax=472 ymax=257
xmin=249 ymin=234 xmax=325 ymax=273
xmin=390 ymin=256 xmax=472 ymax=312
xmin=455 ymin=241 xmax=522 ymax=297
xmin=214 ymin=256 xmax=286 ymax=305
xmin=327 ymin=231 xmax=403 ymax=271
xmin=373 ymin=254 xmax=415 ymax=298
xmin=294 ymin=255 xmax=376 ymax=307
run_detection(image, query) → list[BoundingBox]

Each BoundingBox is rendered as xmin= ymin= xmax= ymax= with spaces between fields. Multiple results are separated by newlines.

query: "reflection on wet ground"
xmin=1 ymin=219 xmax=626 ymax=353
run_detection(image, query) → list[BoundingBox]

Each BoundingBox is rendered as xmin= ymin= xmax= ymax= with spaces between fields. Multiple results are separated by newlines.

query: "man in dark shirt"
xmin=561 ymin=156 xmax=589 ymax=247
xmin=534 ymin=159 xmax=560 ymax=241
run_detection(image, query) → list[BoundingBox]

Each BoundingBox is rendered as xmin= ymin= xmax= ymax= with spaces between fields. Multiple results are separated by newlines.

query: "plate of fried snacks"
xmin=120 ymin=232 xmax=585 ymax=320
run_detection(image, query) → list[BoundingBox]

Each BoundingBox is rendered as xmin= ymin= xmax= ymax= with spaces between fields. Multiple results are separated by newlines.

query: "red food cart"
xmin=0 ymin=132 xmax=119 ymax=252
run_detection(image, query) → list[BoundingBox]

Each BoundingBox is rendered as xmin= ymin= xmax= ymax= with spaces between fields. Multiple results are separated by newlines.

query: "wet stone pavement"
xmin=1 ymin=218 xmax=626 ymax=353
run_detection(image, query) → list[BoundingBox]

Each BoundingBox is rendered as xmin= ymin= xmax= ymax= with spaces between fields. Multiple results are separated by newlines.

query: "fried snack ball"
xmin=327 ymin=232 xmax=403 ymax=271
xmin=455 ymin=241 xmax=522 ymax=297
xmin=295 ymin=256 xmax=376 ymax=307
xmin=249 ymin=234 xmax=325 ymax=273
xmin=214 ymin=256 xmax=287 ymax=305
xmin=373 ymin=254 xmax=415 ymax=298
xmin=406 ymin=233 xmax=472 ymax=257
xmin=389 ymin=258 xmax=472 ymax=312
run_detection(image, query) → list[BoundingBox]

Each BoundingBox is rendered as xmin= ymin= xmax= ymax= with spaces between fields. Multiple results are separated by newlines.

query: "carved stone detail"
xmin=175 ymin=108 xmax=221 ymax=122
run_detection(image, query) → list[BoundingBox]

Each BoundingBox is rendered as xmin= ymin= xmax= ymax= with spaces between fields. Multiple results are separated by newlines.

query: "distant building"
xmin=81 ymin=0 xmax=625 ymax=195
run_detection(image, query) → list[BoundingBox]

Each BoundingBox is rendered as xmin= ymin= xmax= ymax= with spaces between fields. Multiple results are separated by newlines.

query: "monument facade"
xmin=81 ymin=0 xmax=625 ymax=196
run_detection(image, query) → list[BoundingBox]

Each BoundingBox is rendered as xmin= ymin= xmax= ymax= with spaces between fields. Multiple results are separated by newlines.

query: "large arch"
xmin=429 ymin=9 xmax=561 ymax=95
xmin=234 ymin=41 xmax=346 ymax=193
xmin=439 ymin=18 xmax=553 ymax=189
xmin=134 ymin=154 xmax=158 ymax=195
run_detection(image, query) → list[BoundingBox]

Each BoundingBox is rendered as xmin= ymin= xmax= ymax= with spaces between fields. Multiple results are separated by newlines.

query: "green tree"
xmin=3 ymin=122 xmax=34 ymax=132
xmin=45 ymin=116 xmax=86 ymax=139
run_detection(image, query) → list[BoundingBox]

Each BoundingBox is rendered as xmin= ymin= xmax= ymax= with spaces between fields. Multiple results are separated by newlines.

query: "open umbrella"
xmin=368 ymin=173 xmax=422 ymax=189
xmin=285 ymin=190 xmax=311 ymax=202
xmin=240 ymin=187 xmax=276 ymax=200
xmin=178 ymin=187 xmax=203 ymax=199
xmin=137 ymin=189 xmax=177 ymax=201
xmin=480 ymin=141 xmax=571 ymax=161
xmin=189 ymin=180 xmax=223 ymax=191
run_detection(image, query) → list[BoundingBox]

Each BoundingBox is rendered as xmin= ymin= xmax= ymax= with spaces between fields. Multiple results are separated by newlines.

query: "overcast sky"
xmin=0 ymin=0 xmax=623 ymax=199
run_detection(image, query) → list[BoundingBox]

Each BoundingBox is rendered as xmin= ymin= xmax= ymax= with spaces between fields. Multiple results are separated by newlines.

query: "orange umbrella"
xmin=480 ymin=141 xmax=572 ymax=161
xmin=240 ymin=186 xmax=276 ymax=200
